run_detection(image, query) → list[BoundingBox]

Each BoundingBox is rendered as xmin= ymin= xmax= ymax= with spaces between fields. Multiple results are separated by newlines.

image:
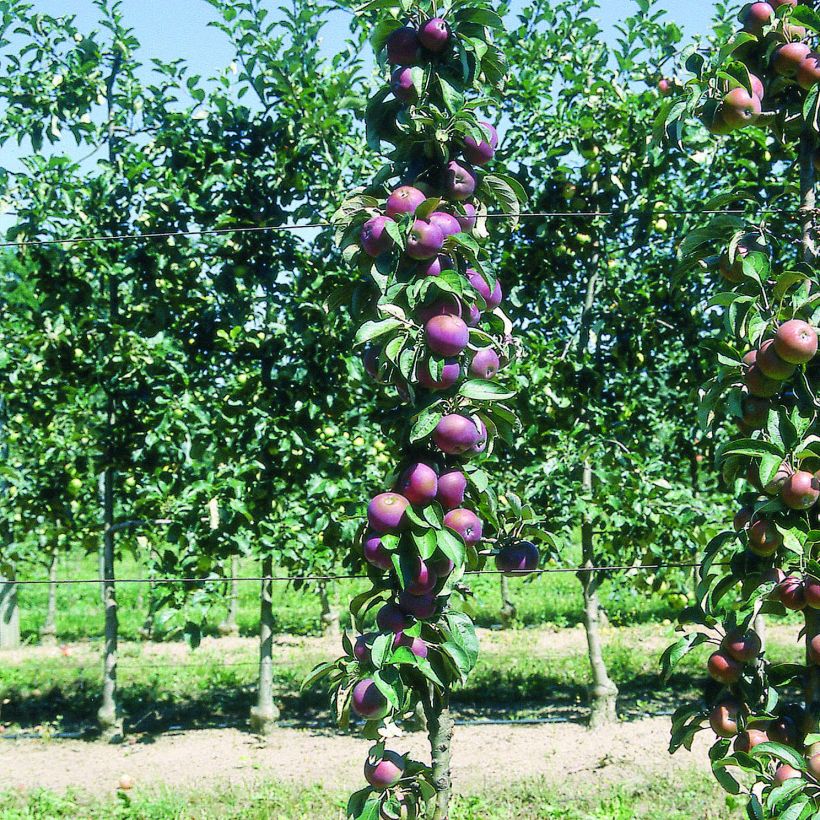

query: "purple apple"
xmin=466 ymin=303 xmax=481 ymax=326
xmin=351 ymin=678 xmax=390 ymax=720
xmin=417 ymin=255 xmax=451 ymax=277
xmin=417 ymin=296 xmax=462 ymax=324
xmin=429 ymin=211 xmax=461 ymax=237
xmin=360 ymin=215 xmax=395 ymax=257
xmin=364 ymin=750 xmax=405 ymax=789
xmin=397 ymin=463 xmax=438 ymax=506
xmin=467 ymin=268 xmax=502 ymax=309
xmin=416 ymin=357 xmax=461 ymax=390
xmin=362 ymin=345 xmax=381 ymax=380
xmin=418 ymin=18 xmax=449 ymax=52
xmin=393 ymin=631 xmax=428 ymax=658
xmin=390 ymin=66 xmax=416 ymax=103
xmin=406 ymin=557 xmax=438 ymax=595
xmin=433 ymin=414 xmax=481 ymax=454
xmin=398 ymin=590 xmax=437 ymax=619
xmin=463 ymin=122 xmax=498 ymax=166
xmin=386 ymin=26 xmax=419 ymax=65
xmin=386 ymin=185 xmax=426 ymax=217
xmin=354 ymin=633 xmax=375 ymax=663
xmin=496 ymin=540 xmax=540 ymax=576
xmin=377 ymin=602 xmax=411 ymax=633
xmin=363 ymin=532 xmax=393 ymax=570
xmin=456 ymin=203 xmax=477 ymax=232
xmin=443 ymin=508 xmax=483 ymax=545
xmin=469 ymin=348 xmax=500 ymax=378
xmin=469 ymin=417 xmax=488 ymax=454
xmin=425 ymin=314 xmax=469 ymax=356
xmin=367 ymin=492 xmax=409 ymax=533
xmin=430 ymin=555 xmax=455 ymax=577
xmin=437 ymin=470 xmax=467 ymax=509
xmin=445 ymin=161 xmax=477 ymax=201
xmin=407 ymin=219 xmax=445 ymax=260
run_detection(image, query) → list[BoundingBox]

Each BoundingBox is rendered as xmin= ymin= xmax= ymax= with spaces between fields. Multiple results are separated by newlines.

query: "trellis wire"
xmin=7 ymin=560 xmax=727 ymax=587
xmin=0 ymin=206 xmax=810 ymax=249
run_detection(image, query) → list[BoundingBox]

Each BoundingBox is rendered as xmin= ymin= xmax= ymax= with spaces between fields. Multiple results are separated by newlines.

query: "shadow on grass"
xmin=0 ymin=670 xmax=702 ymax=740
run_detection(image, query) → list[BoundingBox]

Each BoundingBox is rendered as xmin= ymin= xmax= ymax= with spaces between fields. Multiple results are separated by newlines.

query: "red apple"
xmin=774 ymin=319 xmax=818 ymax=364
xmin=757 ymin=339 xmax=796 ymax=380
xmin=708 ymin=649 xmax=742 ymax=684
xmin=782 ymin=470 xmax=820 ymax=510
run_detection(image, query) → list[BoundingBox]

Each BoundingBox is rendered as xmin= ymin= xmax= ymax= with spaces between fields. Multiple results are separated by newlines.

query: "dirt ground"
xmin=0 ymin=716 xmax=713 ymax=796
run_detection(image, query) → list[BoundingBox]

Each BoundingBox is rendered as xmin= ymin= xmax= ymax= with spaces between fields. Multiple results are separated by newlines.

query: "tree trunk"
xmin=581 ymin=460 xmax=618 ymax=727
xmin=0 ymin=568 xmax=20 ymax=650
xmin=250 ymin=555 xmax=280 ymax=734
xmin=40 ymin=553 xmax=58 ymax=646
xmin=499 ymin=574 xmax=516 ymax=628
xmin=753 ymin=612 xmax=766 ymax=654
xmin=97 ymin=467 xmax=122 ymax=742
xmin=799 ymin=133 xmax=820 ymax=730
xmin=422 ymin=687 xmax=454 ymax=820
xmin=218 ymin=556 xmax=240 ymax=636
xmin=319 ymin=580 xmax=340 ymax=638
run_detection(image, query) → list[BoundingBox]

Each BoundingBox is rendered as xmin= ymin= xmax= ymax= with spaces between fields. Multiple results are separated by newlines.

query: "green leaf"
xmin=438 ymin=76 xmax=464 ymax=114
xmin=355 ymin=318 xmax=403 ymax=346
xmin=458 ymin=379 xmax=516 ymax=401
xmin=410 ymin=408 xmax=442 ymax=442
xmin=436 ymin=527 xmax=466 ymax=566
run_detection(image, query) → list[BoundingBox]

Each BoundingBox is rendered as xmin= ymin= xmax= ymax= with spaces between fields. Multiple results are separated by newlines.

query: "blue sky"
xmin=30 ymin=0 xmax=720 ymax=80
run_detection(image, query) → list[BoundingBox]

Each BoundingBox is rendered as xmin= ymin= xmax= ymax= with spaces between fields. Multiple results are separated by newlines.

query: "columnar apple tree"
xmin=659 ymin=2 xmax=820 ymax=816
xmin=306 ymin=2 xmax=548 ymax=817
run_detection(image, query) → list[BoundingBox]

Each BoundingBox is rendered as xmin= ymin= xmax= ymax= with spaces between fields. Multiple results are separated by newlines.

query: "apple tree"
xmin=659 ymin=1 xmax=820 ymax=815
xmin=306 ymin=1 xmax=552 ymax=817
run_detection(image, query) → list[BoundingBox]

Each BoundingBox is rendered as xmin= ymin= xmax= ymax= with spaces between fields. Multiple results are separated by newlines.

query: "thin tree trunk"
xmin=97 ymin=467 xmax=122 ymax=742
xmin=581 ymin=460 xmax=618 ymax=727
xmin=422 ymin=687 xmax=454 ymax=820
xmin=799 ymin=132 xmax=820 ymax=729
xmin=40 ymin=553 xmax=58 ymax=645
xmin=0 ymin=568 xmax=20 ymax=650
xmin=753 ymin=613 xmax=766 ymax=654
xmin=319 ymin=580 xmax=340 ymax=638
xmin=218 ymin=556 xmax=240 ymax=636
xmin=250 ymin=555 xmax=279 ymax=734
xmin=499 ymin=574 xmax=516 ymax=628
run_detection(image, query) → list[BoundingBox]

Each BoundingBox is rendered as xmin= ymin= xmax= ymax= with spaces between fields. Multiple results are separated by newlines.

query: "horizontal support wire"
xmin=0 ymin=206 xmax=808 ymax=249
xmin=6 ymin=561 xmax=726 ymax=586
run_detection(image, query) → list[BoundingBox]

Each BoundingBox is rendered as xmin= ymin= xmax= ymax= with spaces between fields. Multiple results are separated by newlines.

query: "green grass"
xmin=13 ymin=551 xmax=678 ymax=645
xmin=0 ymin=770 xmax=743 ymax=819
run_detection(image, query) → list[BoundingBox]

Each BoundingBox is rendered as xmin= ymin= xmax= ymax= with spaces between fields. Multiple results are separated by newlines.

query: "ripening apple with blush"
xmin=707 ymin=649 xmax=743 ymax=684
xmin=721 ymin=628 xmax=761 ymax=662
xmin=741 ymin=1 xmax=774 ymax=34
xmin=781 ymin=470 xmax=820 ymax=510
xmin=774 ymin=319 xmax=818 ymax=364
xmin=720 ymin=88 xmax=761 ymax=128
xmin=708 ymin=699 xmax=742 ymax=738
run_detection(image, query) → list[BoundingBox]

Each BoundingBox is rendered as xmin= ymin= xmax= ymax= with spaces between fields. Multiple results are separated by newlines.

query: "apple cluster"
xmin=698 ymin=0 xmax=820 ymax=136
xmin=318 ymin=4 xmax=542 ymax=815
